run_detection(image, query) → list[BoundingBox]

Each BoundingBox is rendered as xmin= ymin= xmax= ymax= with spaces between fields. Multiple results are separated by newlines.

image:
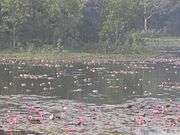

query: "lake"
xmin=0 ymin=58 xmax=179 ymax=135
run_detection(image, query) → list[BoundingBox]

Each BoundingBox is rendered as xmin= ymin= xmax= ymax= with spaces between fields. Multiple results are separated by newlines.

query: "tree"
xmin=140 ymin=0 xmax=178 ymax=31
xmin=80 ymin=0 xmax=104 ymax=43
xmin=0 ymin=0 xmax=180 ymax=52
xmin=0 ymin=0 xmax=26 ymax=48
xmin=45 ymin=0 xmax=84 ymax=49
xmin=99 ymin=0 xmax=141 ymax=53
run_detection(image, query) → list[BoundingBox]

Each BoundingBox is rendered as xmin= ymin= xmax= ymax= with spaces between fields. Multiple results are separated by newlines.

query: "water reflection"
xmin=0 ymin=61 xmax=179 ymax=104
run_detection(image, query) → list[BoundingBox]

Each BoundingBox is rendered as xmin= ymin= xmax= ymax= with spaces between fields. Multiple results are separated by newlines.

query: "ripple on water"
xmin=0 ymin=130 xmax=42 ymax=135
xmin=0 ymin=60 xmax=180 ymax=135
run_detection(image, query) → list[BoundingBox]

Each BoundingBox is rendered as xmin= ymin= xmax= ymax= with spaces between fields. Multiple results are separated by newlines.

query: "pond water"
xmin=0 ymin=130 xmax=41 ymax=135
xmin=0 ymin=58 xmax=179 ymax=135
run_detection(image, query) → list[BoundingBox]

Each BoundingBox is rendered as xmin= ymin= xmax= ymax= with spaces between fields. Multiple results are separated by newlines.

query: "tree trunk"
xmin=12 ymin=25 xmax=16 ymax=48
xmin=144 ymin=18 xmax=148 ymax=32
xmin=12 ymin=5 xmax=16 ymax=48
xmin=53 ymin=30 xmax=56 ymax=45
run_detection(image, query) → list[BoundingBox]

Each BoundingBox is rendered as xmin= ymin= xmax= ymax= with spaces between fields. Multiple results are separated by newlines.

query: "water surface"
xmin=0 ymin=59 xmax=179 ymax=135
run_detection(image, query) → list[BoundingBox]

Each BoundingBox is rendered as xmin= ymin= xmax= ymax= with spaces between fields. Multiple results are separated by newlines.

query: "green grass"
xmin=144 ymin=36 xmax=180 ymax=48
xmin=0 ymin=49 xmax=157 ymax=63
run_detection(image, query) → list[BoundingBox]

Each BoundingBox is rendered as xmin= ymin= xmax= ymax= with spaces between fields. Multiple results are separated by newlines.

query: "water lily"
xmin=63 ymin=127 xmax=78 ymax=132
xmin=6 ymin=115 xmax=21 ymax=126
xmin=135 ymin=116 xmax=146 ymax=125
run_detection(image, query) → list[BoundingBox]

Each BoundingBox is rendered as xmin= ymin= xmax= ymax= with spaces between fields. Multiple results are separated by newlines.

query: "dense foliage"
xmin=0 ymin=0 xmax=180 ymax=53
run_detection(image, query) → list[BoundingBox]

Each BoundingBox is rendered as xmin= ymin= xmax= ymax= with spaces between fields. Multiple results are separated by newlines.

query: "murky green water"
xmin=0 ymin=59 xmax=180 ymax=135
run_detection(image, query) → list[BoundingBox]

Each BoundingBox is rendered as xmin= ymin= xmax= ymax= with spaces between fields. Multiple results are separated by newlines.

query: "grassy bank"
xmin=0 ymin=50 xmax=158 ymax=63
xmin=144 ymin=36 xmax=180 ymax=49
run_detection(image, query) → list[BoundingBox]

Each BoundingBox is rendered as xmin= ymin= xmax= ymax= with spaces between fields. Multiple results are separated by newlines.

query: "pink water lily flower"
xmin=135 ymin=116 xmax=146 ymax=125
xmin=7 ymin=115 xmax=20 ymax=125
xmin=77 ymin=117 xmax=86 ymax=126
xmin=152 ymin=105 xmax=166 ymax=115
xmin=63 ymin=127 xmax=78 ymax=132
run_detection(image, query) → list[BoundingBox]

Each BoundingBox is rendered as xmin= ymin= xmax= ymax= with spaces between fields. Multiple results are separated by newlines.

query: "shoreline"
xmin=0 ymin=51 xmax=159 ymax=64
